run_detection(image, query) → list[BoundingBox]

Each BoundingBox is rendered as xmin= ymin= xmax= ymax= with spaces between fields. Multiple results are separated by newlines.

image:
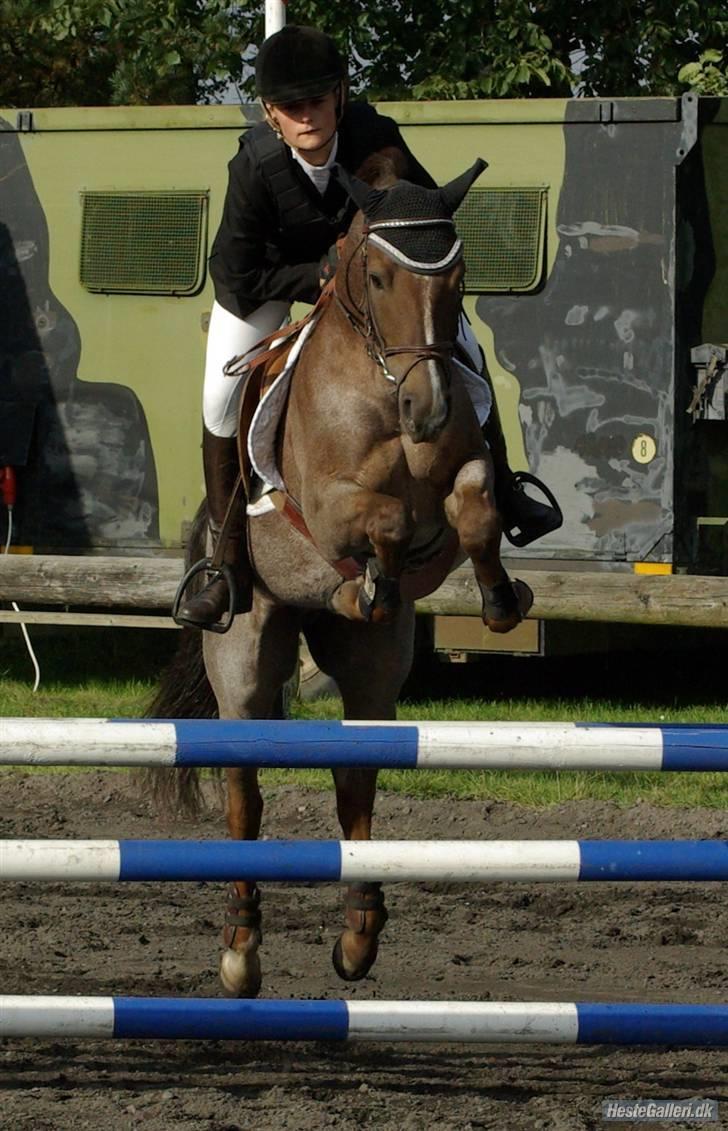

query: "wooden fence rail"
xmin=1 ymin=555 xmax=727 ymax=628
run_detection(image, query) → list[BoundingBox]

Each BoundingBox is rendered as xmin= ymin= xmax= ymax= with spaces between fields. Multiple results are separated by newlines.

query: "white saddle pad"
xmin=247 ymin=319 xmax=317 ymax=493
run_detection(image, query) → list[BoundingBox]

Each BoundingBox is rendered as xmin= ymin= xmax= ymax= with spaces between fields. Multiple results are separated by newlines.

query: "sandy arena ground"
xmin=2 ymin=769 xmax=727 ymax=1130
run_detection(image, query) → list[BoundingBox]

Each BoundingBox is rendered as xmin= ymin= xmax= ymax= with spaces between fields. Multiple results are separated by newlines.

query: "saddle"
xmin=229 ymin=284 xmax=336 ymax=499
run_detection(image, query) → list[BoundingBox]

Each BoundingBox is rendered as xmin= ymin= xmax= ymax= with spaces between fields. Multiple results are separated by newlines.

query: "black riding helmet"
xmin=255 ymin=25 xmax=347 ymax=105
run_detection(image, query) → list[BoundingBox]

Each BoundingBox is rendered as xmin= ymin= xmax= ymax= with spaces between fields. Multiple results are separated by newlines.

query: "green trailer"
xmin=1 ymin=95 xmax=726 ymax=644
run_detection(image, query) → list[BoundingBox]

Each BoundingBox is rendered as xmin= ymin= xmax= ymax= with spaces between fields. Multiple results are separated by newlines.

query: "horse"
xmin=150 ymin=153 xmax=531 ymax=999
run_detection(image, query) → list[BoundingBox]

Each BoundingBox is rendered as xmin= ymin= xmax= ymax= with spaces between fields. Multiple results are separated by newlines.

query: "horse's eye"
xmin=369 ymin=273 xmax=384 ymax=291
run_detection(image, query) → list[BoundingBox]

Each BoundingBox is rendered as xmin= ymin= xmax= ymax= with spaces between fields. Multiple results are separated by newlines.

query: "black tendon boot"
xmin=174 ymin=429 xmax=253 ymax=631
xmin=482 ymin=395 xmax=563 ymax=548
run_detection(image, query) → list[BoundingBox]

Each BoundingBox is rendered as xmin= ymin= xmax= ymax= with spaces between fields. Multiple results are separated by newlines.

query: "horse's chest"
xmin=360 ymin=437 xmax=433 ymax=498
xmin=401 ymin=437 xmax=458 ymax=495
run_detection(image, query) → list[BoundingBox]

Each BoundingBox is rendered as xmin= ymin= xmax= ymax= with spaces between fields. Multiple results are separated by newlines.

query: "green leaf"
xmin=678 ymin=62 xmax=701 ymax=82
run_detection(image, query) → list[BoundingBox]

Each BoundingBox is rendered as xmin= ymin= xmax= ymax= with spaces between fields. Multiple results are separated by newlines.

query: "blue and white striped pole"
xmin=2 ymin=997 xmax=728 ymax=1045
xmin=3 ymin=839 xmax=728 ymax=882
xmin=2 ymin=718 xmax=728 ymax=770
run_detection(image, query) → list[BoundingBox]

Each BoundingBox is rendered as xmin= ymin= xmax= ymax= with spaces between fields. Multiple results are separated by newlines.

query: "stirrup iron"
xmin=172 ymin=558 xmax=238 ymax=633
xmin=501 ymin=471 xmax=563 ymax=548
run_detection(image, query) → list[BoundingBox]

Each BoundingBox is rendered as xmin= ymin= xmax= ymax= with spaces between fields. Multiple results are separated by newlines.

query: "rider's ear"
xmin=439 ymin=159 xmax=488 ymax=215
xmin=333 ymin=166 xmax=387 ymax=216
xmin=262 ymin=102 xmax=283 ymax=138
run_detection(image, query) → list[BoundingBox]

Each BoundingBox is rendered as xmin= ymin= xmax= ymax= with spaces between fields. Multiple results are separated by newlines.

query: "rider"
xmin=177 ymin=24 xmax=561 ymax=630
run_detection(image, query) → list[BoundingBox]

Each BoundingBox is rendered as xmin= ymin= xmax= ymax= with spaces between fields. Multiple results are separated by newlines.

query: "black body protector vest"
xmin=246 ymin=126 xmax=353 ymax=258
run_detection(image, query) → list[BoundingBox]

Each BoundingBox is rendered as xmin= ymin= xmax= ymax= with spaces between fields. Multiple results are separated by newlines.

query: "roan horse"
xmin=151 ymin=154 xmax=531 ymax=998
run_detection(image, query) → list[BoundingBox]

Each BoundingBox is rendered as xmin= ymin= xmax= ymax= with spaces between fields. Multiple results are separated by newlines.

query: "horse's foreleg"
xmin=206 ymin=601 xmax=301 ymax=997
xmin=446 ymin=458 xmax=533 ymax=633
xmin=320 ymin=489 xmax=413 ymax=623
xmin=220 ymin=766 xmax=264 ymax=998
xmin=330 ymin=766 xmax=387 ymax=981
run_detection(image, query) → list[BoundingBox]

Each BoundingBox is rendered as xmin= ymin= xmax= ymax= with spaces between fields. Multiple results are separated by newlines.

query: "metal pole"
xmin=265 ymin=0 xmax=286 ymax=37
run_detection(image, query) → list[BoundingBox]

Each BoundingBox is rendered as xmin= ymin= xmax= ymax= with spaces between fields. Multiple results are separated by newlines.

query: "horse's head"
xmin=335 ymin=158 xmax=487 ymax=443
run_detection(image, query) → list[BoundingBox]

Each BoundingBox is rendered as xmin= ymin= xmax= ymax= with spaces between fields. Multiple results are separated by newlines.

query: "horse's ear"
xmin=439 ymin=159 xmax=488 ymax=215
xmin=333 ymin=165 xmax=388 ymax=216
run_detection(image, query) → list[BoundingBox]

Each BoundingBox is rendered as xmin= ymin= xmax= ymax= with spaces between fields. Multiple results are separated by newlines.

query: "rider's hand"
xmin=319 ymin=243 xmax=339 ymax=288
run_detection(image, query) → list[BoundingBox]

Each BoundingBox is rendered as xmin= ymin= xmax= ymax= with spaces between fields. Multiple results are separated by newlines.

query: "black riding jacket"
xmin=209 ymin=101 xmax=436 ymax=319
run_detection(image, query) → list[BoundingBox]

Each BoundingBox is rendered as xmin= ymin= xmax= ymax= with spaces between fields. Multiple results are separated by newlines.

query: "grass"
xmin=2 ymin=623 xmax=728 ymax=807
xmin=273 ymin=694 xmax=728 ymax=808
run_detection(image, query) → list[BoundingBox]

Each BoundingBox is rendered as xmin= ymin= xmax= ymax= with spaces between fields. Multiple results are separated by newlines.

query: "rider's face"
xmin=266 ymin=89 xmax=338 ymax=165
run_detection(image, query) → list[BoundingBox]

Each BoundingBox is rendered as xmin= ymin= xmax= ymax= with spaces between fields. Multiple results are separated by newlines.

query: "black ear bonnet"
xmin=334 ymin=159 xmax=487 ymax=274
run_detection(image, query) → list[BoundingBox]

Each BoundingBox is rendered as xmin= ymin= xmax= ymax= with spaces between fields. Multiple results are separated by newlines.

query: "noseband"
xmin=335 ymin=218 xmax=463 ymax=391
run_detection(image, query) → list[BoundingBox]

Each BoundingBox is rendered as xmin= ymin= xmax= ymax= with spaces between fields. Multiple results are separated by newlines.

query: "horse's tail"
xmin=142 ymin=500 xmax=219 ymax=817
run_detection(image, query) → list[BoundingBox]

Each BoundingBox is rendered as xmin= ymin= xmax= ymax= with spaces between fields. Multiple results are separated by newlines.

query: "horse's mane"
xmin=355 ymin=146 xmax=408 ymax=189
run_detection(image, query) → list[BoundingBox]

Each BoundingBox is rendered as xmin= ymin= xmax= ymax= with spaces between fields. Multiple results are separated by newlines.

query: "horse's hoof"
xmin=480 ymin=577 xmax=533 ymax=633
xmin=220 ymin=946 xmax=262 ymax=998
xmin=331 ymin=934 xmax=379 ymax=982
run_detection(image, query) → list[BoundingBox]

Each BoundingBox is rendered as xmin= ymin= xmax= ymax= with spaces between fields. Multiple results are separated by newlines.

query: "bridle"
xmin=334 ymin=217 xmax=464 ymax=392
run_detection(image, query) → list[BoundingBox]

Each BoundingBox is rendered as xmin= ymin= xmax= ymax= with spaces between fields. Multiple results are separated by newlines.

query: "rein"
xmin=334 ymin=218 xmax=460 ymax=391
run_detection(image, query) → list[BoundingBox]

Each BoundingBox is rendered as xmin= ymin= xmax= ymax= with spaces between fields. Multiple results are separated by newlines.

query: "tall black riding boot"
xmin=482 ymin=393 xmax=563 ymax=548
xmin=175 ymin=428 xmax=253 ymax=629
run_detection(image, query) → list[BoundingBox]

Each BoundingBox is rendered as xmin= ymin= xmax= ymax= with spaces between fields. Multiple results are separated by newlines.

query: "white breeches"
xmin=203 ymin=300 xmax=291 ymax=437
xmin=202 ymin=300 xmax=491 ymax=438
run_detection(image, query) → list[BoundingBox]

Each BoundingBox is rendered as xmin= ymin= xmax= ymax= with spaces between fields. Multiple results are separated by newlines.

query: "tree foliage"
xmin=0 ymin=0 xmax=726 ymax=108
xmin=0 ymin=0 xmax=251 ymax=106
xmin=300 ymin=0 xmax=728 ymax=101
xmin=677 ymin=50 xmax=728 ymax=96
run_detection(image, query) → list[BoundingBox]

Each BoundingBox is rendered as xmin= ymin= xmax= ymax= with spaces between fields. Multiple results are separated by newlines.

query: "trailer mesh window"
xmin=456 ymin=187 xmax=547 ymax=293
xmin=80 ymin=191 xmax=208 ymax=295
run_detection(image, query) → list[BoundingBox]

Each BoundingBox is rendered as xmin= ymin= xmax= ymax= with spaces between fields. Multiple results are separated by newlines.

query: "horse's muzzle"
xmin=399 ymin=388 xmax=451 ymax=443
